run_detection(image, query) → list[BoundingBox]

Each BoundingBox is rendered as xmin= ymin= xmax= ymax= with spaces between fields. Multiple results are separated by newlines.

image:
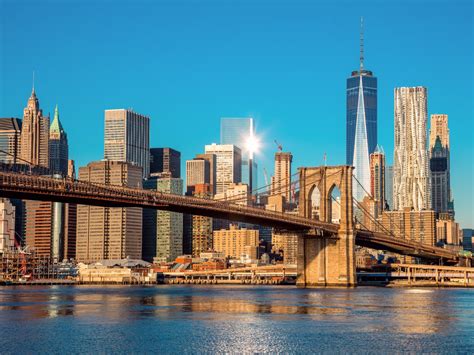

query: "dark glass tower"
xmin=346 ymin=18 xmax=377 ymax=200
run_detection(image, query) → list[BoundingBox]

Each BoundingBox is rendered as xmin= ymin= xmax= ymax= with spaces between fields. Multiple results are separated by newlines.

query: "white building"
xmin=0 ymin=198 xmax=16 ymax=254
xmin=393 ymin=87 xmax=430 ymax=211
xmin=204 ymin=144 xmax=241 ymax=195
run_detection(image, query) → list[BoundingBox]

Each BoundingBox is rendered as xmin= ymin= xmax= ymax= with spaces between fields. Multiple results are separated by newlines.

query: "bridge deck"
xmin=0 ymin=171 xmax=461 ymax=263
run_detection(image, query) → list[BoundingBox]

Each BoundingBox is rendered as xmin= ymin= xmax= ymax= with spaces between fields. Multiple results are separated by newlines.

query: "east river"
xmin=0 ymin=286 xmax=473 ymax=353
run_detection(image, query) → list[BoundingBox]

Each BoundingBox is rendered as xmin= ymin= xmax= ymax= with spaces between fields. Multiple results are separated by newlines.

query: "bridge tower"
xmin=297 ymin=165 xmax=356 ymax=287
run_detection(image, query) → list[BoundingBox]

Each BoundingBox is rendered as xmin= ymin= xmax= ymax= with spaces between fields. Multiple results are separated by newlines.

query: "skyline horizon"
xmin=1 ymin=0 xmax=472 ymax=228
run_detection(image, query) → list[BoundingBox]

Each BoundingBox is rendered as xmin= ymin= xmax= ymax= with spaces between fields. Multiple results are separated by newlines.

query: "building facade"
xmin=186 ymin=158 xmax=210 ymax=192
xmin=20 ymin=89 xmax=49 ymax=168
xmin=272 ymin=233 xmax=298 ymax=265
xmin=429 ymin=114 xmax=452 ymax=215
xmin=190 ymin=184 xmax=213 ymax=258
xmin=49 ymin=105 xmax=69 ymax=176
xmin=0 ymin=199 xmax=16 ymax=255
xmin=213 ymin=224 xmax=259 ymax=259
xmin=204 ymin=144 xmax=241 ymax=195
xmin=104 ymin=109 xmax=150 ymax=178
xmin=214 ymin=183 xmax=249 ymax=206
xmin=385 ymin=165 xmax=393 ymax=210
xmin=76 ymin=161 xmax=143 ymax=262
xmin=143 ymin=174 xmax=183 ymax=262
xmin=150 ymin=147 xmax=181 ymax=178
xmin=0 ymin=118 xmax=21 ymax=164
xmin=369 ymin=145 xmax=385 ymax=217
xmin=393 ymin=87 xmax=430 ymax=211
xmin=270 ymin=151 xmax=293 ymax=202
xmin=381 ymin=209 xmax=436 ymax=246
xmin=220 ymin=117 xmax=258 ymax=191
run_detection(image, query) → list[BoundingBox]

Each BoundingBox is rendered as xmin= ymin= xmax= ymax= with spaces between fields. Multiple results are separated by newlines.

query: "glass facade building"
xmin=220 ymin=118 xmax=258 ymax=191
xmin=346 ymin=70 xmax=377 ymax=201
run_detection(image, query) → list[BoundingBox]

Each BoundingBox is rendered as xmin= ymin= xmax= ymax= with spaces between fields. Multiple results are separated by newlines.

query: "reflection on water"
xmin=0 ymin=285 xmax=473 ymax=353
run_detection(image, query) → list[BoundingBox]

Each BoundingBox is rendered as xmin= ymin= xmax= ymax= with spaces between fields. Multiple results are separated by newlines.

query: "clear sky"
xmin=1 ymin=0 xmax=472 ymax=227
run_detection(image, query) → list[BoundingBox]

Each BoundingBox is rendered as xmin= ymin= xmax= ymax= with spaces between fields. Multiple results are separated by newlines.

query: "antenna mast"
xmin=360 ymin=17 xmax=364 ymax=72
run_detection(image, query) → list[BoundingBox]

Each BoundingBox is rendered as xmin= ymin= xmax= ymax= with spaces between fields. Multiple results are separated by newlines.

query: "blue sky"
xmin=1 ymin=0 xmax=472 ymax=227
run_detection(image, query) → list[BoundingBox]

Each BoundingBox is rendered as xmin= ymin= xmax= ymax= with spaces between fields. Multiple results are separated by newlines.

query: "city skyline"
xmin=0 ymin=1 xmax=472 ymax=227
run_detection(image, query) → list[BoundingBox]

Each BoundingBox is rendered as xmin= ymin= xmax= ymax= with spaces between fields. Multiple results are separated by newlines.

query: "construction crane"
xmin=274 ymin=139 xmax=283 ymax=152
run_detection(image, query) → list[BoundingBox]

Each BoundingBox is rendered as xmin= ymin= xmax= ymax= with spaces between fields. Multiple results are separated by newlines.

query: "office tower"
xmin=63 ymin=203 xmax=77 ymax=260
xmin=369 ymin=145 xmax=385 ymax=216
xmin=186 ymin=158 xmax=210 ymax=191
xmin=0 ymin=198 xmax=16 ymax=254
xmin=104 ymin=109 xmax=150 ymax=178
xmin=385 ymin=165 xmax=393 ymax=210
xmin=270 ymin=151 xmax=292 ymax=202
xmin=381 ymin=209 xmax=436 ymax=246
xmin=143 ymin=174 xmax=183 ymax=262
xmin=429 ymin=114 xmax=452 ymax=215
xmin=24 ymin=200 xmax=53 ymax=257
xmin=204 ymin=144 xmax=241 ymax=194
xmin=150 ymin=147 xmax=181 ymax=178
xmin=213 ymin=224 xmax=259 ymax=259
xmin=436 ymin=215 xmax=462 ymax=246
xmin=76 ymin=161 xmax=142 ymax=262
xmin=393 ymin=87 xmax=430 ymax=211
xmin=67 ymin=159 xmax=75 ymax=179
xmin=0 ymin=118 xmax=21 ymax=164
xmin=429 ymin=114 xmax=450 ymax=149
xmin=195 ymin=153 xmax=217 ymax=195
xmin=430 ymin=137 xmax=449 ymax=214
xmin=346 ymin=19 xmax=377 ymax=201
xmin=49 ymin=105 xmax=69 ymax=176
xmin=190 ymin=184 xmax=213 ymax=257
xmin=220 ymin=117 xmax=258 ymax=191
xmin=20 ymin=88 xmax=50 ymax=167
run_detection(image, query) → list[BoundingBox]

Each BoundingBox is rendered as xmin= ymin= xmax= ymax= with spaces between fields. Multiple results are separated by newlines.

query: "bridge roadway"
xmin=0 ymin=171 xmax=460 ymax=263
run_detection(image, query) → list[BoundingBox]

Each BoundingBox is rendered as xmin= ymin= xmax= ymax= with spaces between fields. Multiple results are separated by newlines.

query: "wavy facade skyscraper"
xmin=346 ymin=19 xmax=377 ymax=201
xmin=393 ymin=87 xmax=430 ymax=211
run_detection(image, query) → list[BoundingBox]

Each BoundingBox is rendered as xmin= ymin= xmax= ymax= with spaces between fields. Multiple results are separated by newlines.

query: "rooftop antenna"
xmin=360 ymin=16 xmax=364 ymax=73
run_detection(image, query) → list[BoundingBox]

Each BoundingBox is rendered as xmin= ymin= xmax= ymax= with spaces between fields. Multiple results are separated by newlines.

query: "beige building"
xmin=191 ymin=184 xmax=213 ymax=258
xmin=213 ymin=224 xmax=259 ymax=259
xmin=272 ymin=233 xmax=298 ymax=265
xmin=436 ymin=215 xmax=462 ymax=246
xmin=270 ymin=151 xmax=292 ymax=202
xmin=104 ymin=109 xmax=150 ymax=178
xmin=429 ymin=114 xmax=450 ymax=149
xmin=76 ymin=161 xmax=143 ymax=262
xmin=20 ymin=89 xmax=49 ymax=168
xmin=186 ymin=158 xmax=210 ymax=190
xmin=381 ymin=209 xmax=436 ymax=246
xmin=214 ymin=182 xmax=249 ymax=206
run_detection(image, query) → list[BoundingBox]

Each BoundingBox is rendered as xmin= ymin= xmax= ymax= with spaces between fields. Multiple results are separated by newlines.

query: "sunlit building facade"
xmin=393 ymin=87 xmax=430 ymax=211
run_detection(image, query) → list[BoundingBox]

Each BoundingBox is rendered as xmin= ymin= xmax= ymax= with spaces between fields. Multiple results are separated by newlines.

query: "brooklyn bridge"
xmin=0 ymin=164 xmax=466 ymax=287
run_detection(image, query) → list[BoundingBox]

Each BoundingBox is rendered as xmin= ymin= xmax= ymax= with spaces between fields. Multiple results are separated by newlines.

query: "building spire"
xmin=32 ymin=70 xmax=35 ymax=94
xmin=360 ymin=16 xmax=364 ymax=72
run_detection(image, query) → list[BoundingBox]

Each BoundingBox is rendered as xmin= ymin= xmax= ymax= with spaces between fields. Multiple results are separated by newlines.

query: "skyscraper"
xmin=270 ymin=151 xmax=293 ymax=202
xmin=150 ymin=147 xmax=181 ymax=178
xmin=429 ymin=114 xmax=452 ymax=215
xmin=393 ymin=87 xmax=430 ymax=211
xmin=220 ymin=118 xmax=258 ymax=191
xmin=346 ymin=19 xmax=377 ymax=201
xmin=0 ymin=118 xmax=21 ymax=164
xmin=204 ymin=144 xmax=241 ymax=195
xmin=369 ymin=145 xmax=385 ymax=216
xmin=143 ymin=174 xmax=183 ymax=262
xmin=186 ymin=158 xmax=210 ymax=191
xmin=20 ymin=88 xmax=50 ymax=168
xmin=104 ymin=109 xmax=150 ymax=178
xmin=49 ymin=105 xmax=69 ymax=176
xmin=430 ymin=137 xmax=450 ymax=214
xmin=76 ymin=161 xmax=143 ymax=262
xmin=385 ymin=165 xmax=393 ymax=210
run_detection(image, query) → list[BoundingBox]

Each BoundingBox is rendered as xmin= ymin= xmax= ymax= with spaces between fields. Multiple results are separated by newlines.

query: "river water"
xmin=0 ymin=285 xmax=473 ymax=353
